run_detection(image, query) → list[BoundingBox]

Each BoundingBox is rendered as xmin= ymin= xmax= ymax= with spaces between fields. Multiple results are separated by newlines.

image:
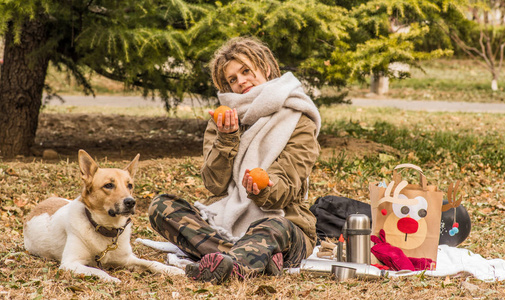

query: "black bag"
xmin=309 ymin=196 xmax=372 ymax=241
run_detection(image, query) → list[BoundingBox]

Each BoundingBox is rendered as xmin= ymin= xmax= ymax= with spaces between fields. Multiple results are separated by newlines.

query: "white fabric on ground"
xmin=392 ymin=244 xmax=505 ymax=282
xmin=290 ymin=245 xmax=505 ymax=282
xmin=137 ymin=238 xmax=505 ymax=281
xmin=135 ymin=238 xmax=187 ymax=257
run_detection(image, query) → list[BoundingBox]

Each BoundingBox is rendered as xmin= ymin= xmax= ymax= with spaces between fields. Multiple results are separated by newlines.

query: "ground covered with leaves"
xmin=1 ymin=106 xmax=505 ymax=299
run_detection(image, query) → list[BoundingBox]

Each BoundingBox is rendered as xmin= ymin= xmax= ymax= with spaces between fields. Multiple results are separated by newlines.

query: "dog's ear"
xmin=124 ymin=153 xmax=140 ymax=178
xmin=78 ymin=150 xmax=99 ymax=185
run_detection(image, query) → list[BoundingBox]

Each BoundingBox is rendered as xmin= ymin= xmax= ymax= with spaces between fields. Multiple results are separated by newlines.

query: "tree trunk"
xmin=370 ymin=72 xmax=389 ymax=95
xmin=492 ymin=72 xmax=499 ymax=91
xmin=0 ymin=17 xmax=50 ymax=157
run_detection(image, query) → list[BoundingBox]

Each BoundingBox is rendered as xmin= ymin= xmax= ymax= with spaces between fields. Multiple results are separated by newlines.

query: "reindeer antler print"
xmin=375 ymin=180 xmax=418 ymax=208
xmin=441 ymin=180 xmax=463 ymax=236
xmin=442 ymin=180 xmax=462 ymax=212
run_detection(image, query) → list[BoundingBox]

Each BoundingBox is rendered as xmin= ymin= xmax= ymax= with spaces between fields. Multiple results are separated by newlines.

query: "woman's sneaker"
xmin=264 ymin=252 xmax=283 ymax=276
xmin=185 ymin=252 xmax=235 ymax=284
xmin=185 ymin=262 xmax=200 ymax=279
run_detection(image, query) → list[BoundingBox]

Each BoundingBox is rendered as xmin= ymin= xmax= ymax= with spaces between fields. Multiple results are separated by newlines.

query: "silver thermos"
xmin=343 ymin=214 xmax=371 ymax=265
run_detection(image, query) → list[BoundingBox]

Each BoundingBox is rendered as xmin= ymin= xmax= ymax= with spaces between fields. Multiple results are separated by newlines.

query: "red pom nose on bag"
xmin=397 ymin=217 xmax=418 ymax=234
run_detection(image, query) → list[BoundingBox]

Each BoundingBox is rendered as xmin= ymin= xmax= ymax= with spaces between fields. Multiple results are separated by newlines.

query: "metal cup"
xmin=331 ymin=265 xmax=356 ymax=281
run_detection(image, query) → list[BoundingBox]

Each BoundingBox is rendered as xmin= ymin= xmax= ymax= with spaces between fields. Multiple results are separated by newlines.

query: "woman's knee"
xmin=148 ymin=193 xmax=183 ymax=217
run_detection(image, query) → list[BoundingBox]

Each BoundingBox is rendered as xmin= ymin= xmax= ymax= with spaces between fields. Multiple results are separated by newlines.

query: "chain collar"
xmin=84 ymin=208 xmax=131 ymax=268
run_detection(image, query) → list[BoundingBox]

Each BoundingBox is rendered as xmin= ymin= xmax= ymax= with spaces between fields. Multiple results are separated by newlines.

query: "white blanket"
xmin=395 ymin=245 xmax=505 ymax=281
xmin=304 ymin=244 xmax=505 ymax=282
xmin=136 ymin=238 xmax=505 ymax=282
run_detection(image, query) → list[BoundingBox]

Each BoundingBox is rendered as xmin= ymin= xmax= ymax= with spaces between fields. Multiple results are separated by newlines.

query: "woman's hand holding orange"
xmin=242 ymin=168 xmax=273 ymax=195
xmin=209 ymin=107 xmax=239 ymax=133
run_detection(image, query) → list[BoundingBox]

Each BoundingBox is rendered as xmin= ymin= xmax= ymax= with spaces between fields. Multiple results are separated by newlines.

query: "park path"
xmin=47 ymin=95 xmax=505 ymax=113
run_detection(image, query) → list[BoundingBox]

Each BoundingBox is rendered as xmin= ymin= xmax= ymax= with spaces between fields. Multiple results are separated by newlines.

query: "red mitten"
xmin=371 ymin=229 xmax=415 ymax=271
xmin=408 ymin=257 xmax=434 ymax=271
xmin=372 ymin=263 xmax=390 ymax=270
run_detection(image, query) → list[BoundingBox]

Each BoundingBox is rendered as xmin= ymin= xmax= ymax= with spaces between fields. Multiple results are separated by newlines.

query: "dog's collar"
xmin=85 ymin=208 xmax=131 ymax=238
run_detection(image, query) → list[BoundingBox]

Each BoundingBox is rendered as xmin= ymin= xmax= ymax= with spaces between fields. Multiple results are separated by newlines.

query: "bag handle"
xmin=372 ymin=180 xmax=419 ymax=208
xmin=393 ymin=163 xmax=427 ymax=190
xmin=371 ymin=164 xmax=429 ymax=209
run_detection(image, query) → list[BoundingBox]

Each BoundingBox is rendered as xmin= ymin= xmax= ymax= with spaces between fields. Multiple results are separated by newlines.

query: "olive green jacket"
xmin=200 ymin=114 xmax=320 ymax=249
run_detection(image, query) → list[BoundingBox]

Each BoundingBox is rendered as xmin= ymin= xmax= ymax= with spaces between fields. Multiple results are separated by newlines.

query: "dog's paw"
xmin=105 ymin=276 xmax=121 ymax=283
xmin=112 ymin=277 xmax=121 ymax=283
xmin=166 ymin=253 xmax=193 ymax=269
xmin=163 ymin=265 xmax=186 ymax=276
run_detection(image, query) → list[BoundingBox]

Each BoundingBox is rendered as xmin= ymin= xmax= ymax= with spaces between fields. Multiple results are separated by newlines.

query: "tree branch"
xmin=497 ymin=42 xmax=505 ymax=77
xmin=93 ymin=67 xmax=183 ymax=90
xmin=88 ymin=5 xmax=108 ymax=16
xmin=479 ymin=31 xmax=493 ymax=70
xmin=435 ymin=21 xmax=490 ymax=71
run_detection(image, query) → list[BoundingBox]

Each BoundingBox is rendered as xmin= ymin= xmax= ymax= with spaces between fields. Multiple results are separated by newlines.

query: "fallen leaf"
xmin=254 ymin=285 xmax=277 ymax=296
xmin=65 ymin=285 xmax=85 ymax=293
xmin=6 ymin=168 xmax=18 ymax=176
xmin=13 ymin=198 xmax=29 ymax=208
xmin=462 ymin=281 xmax=481 ymax=294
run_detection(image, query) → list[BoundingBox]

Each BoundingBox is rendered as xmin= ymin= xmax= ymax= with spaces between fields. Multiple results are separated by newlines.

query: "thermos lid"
xmin=346 ymin=214 xmax=371 ymax=230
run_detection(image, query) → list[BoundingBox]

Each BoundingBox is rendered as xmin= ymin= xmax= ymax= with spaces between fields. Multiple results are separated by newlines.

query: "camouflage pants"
xmin=148 ymin=194 xmax=310 ymax=274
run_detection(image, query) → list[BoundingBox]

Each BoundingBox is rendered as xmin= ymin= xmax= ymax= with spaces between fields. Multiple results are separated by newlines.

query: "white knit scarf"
xmin=195 ymin=72 xmax=321 ymax=242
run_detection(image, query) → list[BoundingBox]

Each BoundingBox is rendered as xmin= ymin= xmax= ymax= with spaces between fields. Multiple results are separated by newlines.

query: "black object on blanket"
xmin=309 ymin=196 xmax=372 ymax=242
xmin=439 ymin=199 xmax=471 ymax=247
xmin=310 ymin=196 xmax=471 ymax=247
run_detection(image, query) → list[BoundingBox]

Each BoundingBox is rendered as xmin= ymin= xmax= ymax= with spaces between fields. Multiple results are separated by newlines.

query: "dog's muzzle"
xmin=123 ymin=197 xmax=136 ymax=210
xmin=108 ymin=197 xmax=136 ymax=217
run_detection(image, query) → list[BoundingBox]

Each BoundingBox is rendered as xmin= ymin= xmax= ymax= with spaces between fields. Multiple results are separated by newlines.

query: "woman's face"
xmin=224 ymin=55 xmax=270 ymax=94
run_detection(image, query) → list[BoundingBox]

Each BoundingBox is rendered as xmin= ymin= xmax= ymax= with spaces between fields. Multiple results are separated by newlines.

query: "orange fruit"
xmin=249 ymin=168 xmax=269 ymax=190
xmin=213 ymin=105 xmax=232 ymax=125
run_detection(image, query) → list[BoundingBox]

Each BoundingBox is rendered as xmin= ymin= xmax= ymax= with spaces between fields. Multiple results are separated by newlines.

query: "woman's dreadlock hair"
xmin=210 ymin=36 xmax=281 ymax=93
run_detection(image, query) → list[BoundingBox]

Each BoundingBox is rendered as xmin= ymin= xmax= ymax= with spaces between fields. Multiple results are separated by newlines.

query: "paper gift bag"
xmin=370 ymin=163 xmax=443 ymax=266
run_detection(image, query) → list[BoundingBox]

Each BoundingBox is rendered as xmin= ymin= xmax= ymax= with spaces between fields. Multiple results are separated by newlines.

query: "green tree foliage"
xmin=0 ymin=0 xmax=470 ymax=157
xmin=0 ymin=0 xmax=467 ymax=105
xmin=343 ymin=0 xmax=464 ymax=80
xmin=0 ymin=0 xmax=204 ymax=106
xmin=187 ymin=0 xmax=355 ymax=103
xmin=187 ymin=0 xmax=464 ymax=103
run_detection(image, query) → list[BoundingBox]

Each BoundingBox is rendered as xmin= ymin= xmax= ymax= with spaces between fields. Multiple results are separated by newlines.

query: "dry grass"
xmin=1 ymin=106 xmax=505 ymax=299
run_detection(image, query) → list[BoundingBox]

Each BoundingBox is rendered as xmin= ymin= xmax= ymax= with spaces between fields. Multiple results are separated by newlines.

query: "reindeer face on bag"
xmin=370 ymin=163 xmax=444 ymax=265
xmin=376 ymin=181 xmax=430 ymax=249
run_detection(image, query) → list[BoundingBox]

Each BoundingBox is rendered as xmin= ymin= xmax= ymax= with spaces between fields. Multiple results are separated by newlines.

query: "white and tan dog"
xmin=24 ymin=150 xmax=184 ymax=282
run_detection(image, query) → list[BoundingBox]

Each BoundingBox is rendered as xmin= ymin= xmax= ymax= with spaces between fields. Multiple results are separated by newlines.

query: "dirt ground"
xmin=31 ymin=113 xmax=397 ymax=161
xmin=33 ymin=113 xmax=208 ymax=160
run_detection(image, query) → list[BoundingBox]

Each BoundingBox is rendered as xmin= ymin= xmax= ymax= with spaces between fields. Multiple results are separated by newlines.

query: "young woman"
xmin=148 ymin=36 xmax=321 ymax=284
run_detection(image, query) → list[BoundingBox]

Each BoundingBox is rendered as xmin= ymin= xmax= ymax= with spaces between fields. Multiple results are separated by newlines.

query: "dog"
xmin=24 ymin=150 xmax=185 ymax=282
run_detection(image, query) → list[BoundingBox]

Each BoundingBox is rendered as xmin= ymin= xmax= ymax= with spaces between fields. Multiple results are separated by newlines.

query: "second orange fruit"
xmin=249 ymin=168 xmax=269 ymax=190
xmin=213 ymin=105 xmax=232 ymax=125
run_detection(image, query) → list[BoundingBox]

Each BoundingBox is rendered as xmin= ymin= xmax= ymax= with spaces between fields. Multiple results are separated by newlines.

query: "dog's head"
xmin=78 ymin=150 xmax=140 ymax=219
